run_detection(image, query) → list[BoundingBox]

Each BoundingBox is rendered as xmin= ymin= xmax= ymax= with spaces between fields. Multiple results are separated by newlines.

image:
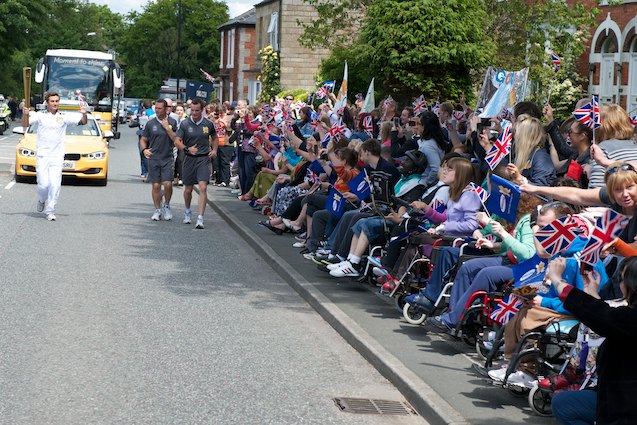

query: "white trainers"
xmin=327 ymin=260 xmax=347 ymax=271
xmin=329 ymin=261 xmax=360 ymax=277
xmin=37 ymin=201 xmax=45 ymax=213
xmin=195 ymin=216 xmax=204 ymax=229
xmin=292 ymin=241 xmax=306 ymax=248
xmin=162 ymin=205 xmax=173 ymax=221
xmin=46 ymin=213 xmax=56 ymax=221
xmin=487 ymin=365 xmax=509 ymax=382
xmin=183 ymin=209 xmax=192 ymax=224
xmin=151 ymin=209 xmax=161 ymax=221
xmin=506 ymin=371 xmax=536 ymax=388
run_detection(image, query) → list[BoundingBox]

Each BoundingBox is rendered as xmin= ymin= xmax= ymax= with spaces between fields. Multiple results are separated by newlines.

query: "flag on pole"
xmin=200 ymin=68 xmax=216 ymax=83
xmin=333 ymin=62 xmax=348 ymax=111
xmin=347 ymin=169 xmax=371 ymax=200
xmin=580 ymin=209 xmax=630 ymax=266
xmin=412 ymin=95 xmax=428 ymax=116
xmin=550 ymin=51 xmax=561 ymax=73
xmin=573 ymin=95 xmax=601 ymax=129
xmin=361 ymin=78 xmax=375 ymax=113
xmin=630 ymin=115 xmax=637 ymax=126
xmin=328 ymin=119 xmax=347 ymax=139
xmin=363 ymin=115 xmax=374 ymax=138
xmin=309 ymin=159 xmax=326 ymax=176
xmin=490 ymin=295 xmax=523 ymax=325
xmin=326 ymin=187 xmax=346 ymax=218
xmin=485 ymin=174 xmax=521 ymax=223
xmin=432 ymin=199 xmax=446 ymax=213
xmin=485 ymin=120 xmax=513 ymax=170
xmin=316 ymin=81 xmax=335 ymax=99
xmin=452 ymin=110 xmax=466 ymax=122
xmin=534 ymin=215 xmax=585 ymax=257
xmin=464 ymin=182 xmax=490 ymax=203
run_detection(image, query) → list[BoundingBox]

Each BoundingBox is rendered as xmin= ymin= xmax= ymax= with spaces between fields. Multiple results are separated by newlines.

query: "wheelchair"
xmin=401 ymin=239 xmax=497 ymax=325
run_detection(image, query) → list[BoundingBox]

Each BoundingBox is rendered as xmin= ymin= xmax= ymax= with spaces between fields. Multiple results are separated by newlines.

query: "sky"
xmin=92 ymin=0 xmax=253 ymax=20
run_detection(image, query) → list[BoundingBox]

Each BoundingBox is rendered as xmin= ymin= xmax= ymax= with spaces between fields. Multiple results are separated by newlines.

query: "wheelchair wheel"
xmin=403 ymin=302 xmax=427 ymax=325
xmin=475 ymin=338 xmax=491 ymax=361
xmin=528 ymin=383 xmax=552 ymax=416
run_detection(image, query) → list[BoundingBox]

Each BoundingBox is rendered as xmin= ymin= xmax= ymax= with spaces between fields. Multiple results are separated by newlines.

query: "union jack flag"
xmin=200 ymin=68 xmax=216 ymax=83
xmin=306 ymin=168 xmax=320 ymax=184
xmin=573 ymin=95 xmax=601 ymax=129
xmin=316 ymin=81 xmax=335 ymax=99
xmin=412 ymin=95 xmax=428 ymax=116
xmin=328 ymin=119 xmax=347 ymax=139
xmin=580 ymin=209 xmax=630 ymax=266
xmin=485 ymin=120 xmax=513 ymax=170
xmin=432 ymin=198 xmax=446 ymax=213
xmin=497 ymin=108 xmax=512 ymax=121
xmin=363 ymin=115 xmax=374 ymax=137
xmin=453 ymin=110 xmax=466 ymax=122
xmin=490 ymin=295 xmax=523 ymax=325
xmin=535 ymin=215 xmax=585 ymax=257
xmin=310 ymin=111 xmax=321 ymax=130
xmin=464 ymin=182 xmax=489 ymax=203
xmin=431 ymin=100 xmax=441 ymax=117
xmin=321 ymin=132 xmax=331 ymax=148
xmin=630 ymin=115 xmax=637 ymax=126
xmin=550 ymin=51 xmax=561 ymax=73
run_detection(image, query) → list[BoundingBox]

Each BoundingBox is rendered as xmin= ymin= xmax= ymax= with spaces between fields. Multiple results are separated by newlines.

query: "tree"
xmin=297 ymin=0 xmax=370 ymax=49
xmin=319 ymin=0 xmax=495 ymax=104
xmin=118 ymin=0 xmax=228 ymax=98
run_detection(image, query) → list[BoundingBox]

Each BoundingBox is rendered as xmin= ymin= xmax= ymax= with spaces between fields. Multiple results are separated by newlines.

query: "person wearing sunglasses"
xmin=521 ymin=162 xmax=637 ymax=218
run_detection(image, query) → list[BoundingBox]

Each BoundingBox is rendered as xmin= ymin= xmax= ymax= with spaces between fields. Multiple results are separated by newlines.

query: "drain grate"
xmin=333 ymin=397 xmax=417 ymax=415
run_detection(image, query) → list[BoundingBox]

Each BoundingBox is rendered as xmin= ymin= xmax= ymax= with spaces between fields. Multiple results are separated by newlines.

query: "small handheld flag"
xmin=326 ymin=187 xmax=346 ymax=218
xmin=534 ymin=215 xmax=585 ymax=257
xmin=485 ymin=120 xmax=512 ymax=170
xmin=485 ymin=174 xmax=520 ymax=223
xmin=550 ymin=51 xmax=561 ymax=73
xmin=465 ymin=182 xmax=489 ymax=204
xmin=200 ymin=68 xmax=216 ymax=83
xmin=412 ymin=95 xmax=428 ymax=116
xmin=580 ymin=209 xmax=630 ymax=266
xmin=490 ymin=295 xmax=523 ymax=325
xmin=347 ymin=170 xmax=372 ymax=201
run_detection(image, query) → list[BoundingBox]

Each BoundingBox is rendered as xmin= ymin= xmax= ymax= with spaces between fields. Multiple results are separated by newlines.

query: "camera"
xmin=476 ymin=118 xmax=491 ymax=134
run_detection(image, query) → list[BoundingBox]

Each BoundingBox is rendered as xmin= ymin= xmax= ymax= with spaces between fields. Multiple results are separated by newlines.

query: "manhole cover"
xmin=333 ymin=397 xmax=417 ymax=415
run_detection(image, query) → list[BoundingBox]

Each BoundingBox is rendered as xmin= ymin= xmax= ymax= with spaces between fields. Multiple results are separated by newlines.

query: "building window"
xmin=267 ymin=12 xmax=278 ymax=51
xmin=227 ymin=28 xmax=235 ymax=68
xmin=219 ymin=31 xmax=225 ymax=69
xmin=229 ymin=82 xmax=234 ymax=103
xmin=248 ymin=80 xmax=262 ymax=105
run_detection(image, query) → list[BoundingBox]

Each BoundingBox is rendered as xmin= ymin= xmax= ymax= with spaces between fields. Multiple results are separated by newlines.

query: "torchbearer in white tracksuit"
xmin=21 ymin=92 xmax=87 ymax=221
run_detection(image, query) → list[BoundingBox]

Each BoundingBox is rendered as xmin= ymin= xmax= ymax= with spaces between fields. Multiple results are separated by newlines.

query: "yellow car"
xmin=14 ymin=114 xmax=111 ymax=185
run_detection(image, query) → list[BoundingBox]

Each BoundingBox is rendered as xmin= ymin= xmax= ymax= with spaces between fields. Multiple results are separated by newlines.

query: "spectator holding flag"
xmin=488 ymin=202 xmax=609 ymax=386
xmin=587 ymin=104 xmax=637 ymax=189
xmin=505 ymin=114 xmax=556 ymax=186
xmin=548 ymin=256 xmax=637 ymax=425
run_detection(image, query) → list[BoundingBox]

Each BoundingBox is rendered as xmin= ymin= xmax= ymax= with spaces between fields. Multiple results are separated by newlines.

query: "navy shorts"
xmin=183 ymin=156 xmax=211 ymax=186
xmin=148 ymin=157 xmax=174 ymax=183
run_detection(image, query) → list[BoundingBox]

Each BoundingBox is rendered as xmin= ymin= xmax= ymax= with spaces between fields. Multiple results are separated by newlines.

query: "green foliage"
xmin=318 ymin=0 xmax=494 ymax=105
xmin=119 ymin=0 xmax=229 ymax=98
xmin=486 ymin=0 xmax=598 ymax=106
xmin=276 ymin=88 xmax=309 ymax=102
xmin=258 ymin=45 xmax=282 ymax=103
xmin=297 ymin=0 xmax=370 ymax=49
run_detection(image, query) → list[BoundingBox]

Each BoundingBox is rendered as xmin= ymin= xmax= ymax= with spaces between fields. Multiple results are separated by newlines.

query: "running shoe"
xmin=163 ymin=205 xmax=173 ymax=221
xmin=46 ymin=213 xmax=56 ymax=221
xmin=195 ymin=217 xmax=204 ymax=229
xmin=37 ymin=201 xmax=45 ymax=213
xmin=183 ymin=209 xmax=192 ymax=224
xmin=151 ymin=209 xmax=162 ymax=221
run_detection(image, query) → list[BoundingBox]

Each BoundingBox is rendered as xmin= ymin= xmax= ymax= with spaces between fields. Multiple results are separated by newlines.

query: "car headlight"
xmin=19 ymin=148 xmax=36 ymax=157
xmin=87 ymin=151 xmax=106 ymax=160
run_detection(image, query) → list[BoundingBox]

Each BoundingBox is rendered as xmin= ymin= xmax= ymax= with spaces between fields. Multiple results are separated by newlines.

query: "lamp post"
xmin=176 ymin=0 xmax=182 ymax=102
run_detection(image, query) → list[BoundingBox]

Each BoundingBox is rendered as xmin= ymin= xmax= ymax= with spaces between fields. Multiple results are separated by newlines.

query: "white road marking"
xmin=5 ymin=180 xmax=15 ymax=190
xmin=0 ymin=137 xmax=7 ymax=141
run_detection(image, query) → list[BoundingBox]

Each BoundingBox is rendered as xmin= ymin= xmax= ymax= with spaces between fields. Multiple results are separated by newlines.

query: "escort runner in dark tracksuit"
xmin=140 ymin=99 xmax=178 ymax=221
xmin=175 ymin=98 xmax=218 ymax=229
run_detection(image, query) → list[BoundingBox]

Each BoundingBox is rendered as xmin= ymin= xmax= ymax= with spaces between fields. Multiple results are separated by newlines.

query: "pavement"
xmin=205 ymin=184 xmax=558 ymax=425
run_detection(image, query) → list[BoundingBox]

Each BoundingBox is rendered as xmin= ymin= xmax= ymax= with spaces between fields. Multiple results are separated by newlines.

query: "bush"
xmin=276 ymin=88 xmax=309 ymax=102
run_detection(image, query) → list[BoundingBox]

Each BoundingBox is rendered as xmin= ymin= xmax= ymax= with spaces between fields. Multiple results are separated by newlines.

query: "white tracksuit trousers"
xmin=36 ymin=155 xmax=63 ymax=214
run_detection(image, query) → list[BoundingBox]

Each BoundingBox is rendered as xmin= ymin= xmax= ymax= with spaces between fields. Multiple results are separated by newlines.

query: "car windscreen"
xmin=28 ymin=119 xmax=101 ymax=137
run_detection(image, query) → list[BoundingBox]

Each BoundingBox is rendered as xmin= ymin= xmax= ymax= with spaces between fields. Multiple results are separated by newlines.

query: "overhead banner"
xmin=477 ymin=67 xmax=529 ymax=118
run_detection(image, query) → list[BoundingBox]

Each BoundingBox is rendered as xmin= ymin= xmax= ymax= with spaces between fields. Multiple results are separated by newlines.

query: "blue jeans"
xmin=138 ymin=137 xmax=148 ymax=176
xmin=439 ymin=257 xmax=511 ymax=327
xmin=552 ymin=389 xmax=596 ymax=425
xmin=423 ymin=247 xmax=460 ymax=302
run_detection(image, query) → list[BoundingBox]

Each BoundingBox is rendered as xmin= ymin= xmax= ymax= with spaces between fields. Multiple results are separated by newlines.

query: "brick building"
xmin=218 ymin=9 xmax=259 ymax=104
xmin=578 ymin=1 xmax=637 ymax=112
